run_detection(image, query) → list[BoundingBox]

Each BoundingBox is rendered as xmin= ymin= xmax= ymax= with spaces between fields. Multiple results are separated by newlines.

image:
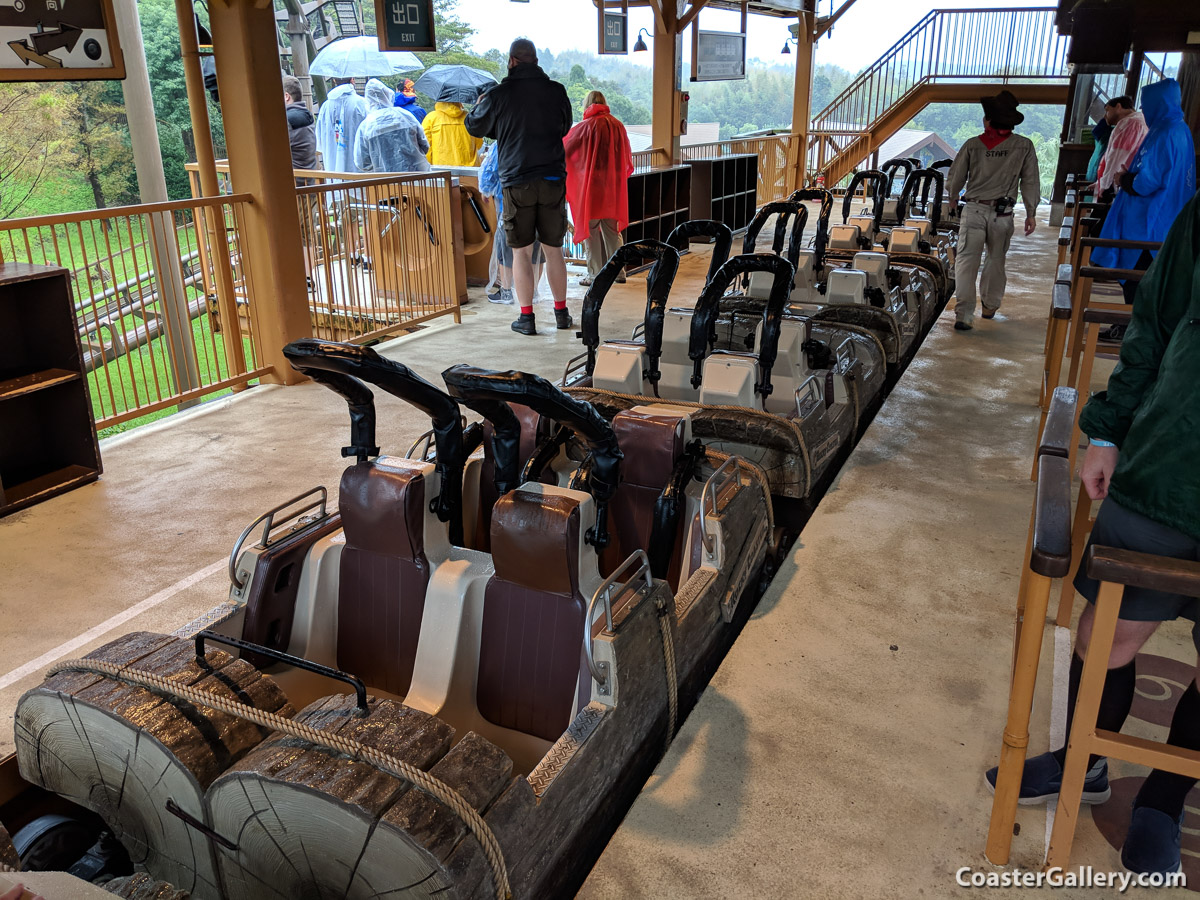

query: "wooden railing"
xmin=0 ymin=194 xmax=269 ymax=431
xmin=807 ymin=7 xmax=1069 ymax=179
xmin=188 ymin=163 xmax=461 ymax=345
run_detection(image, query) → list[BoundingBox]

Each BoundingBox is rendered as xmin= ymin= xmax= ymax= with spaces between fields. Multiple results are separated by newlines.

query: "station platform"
xmin=578 ymin=224 xmax=1197 ymax=898
xmin=1 ymin=219 xmax=1193 ymax=895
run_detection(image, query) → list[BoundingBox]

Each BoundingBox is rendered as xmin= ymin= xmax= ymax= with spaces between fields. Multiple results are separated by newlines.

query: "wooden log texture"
xmin=104 ymin=872 xmax=192 ymax=899
xmin=14 ymin=632 xmax=293 ymax=899
xmin=209 ymin=695 xmax=522 ymax=899
xmin=0 ymin=822 xmax=19 ymax=870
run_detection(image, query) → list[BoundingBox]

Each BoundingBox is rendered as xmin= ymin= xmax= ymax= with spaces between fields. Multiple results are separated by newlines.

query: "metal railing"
xmin=807 ymin=7 xmax=1069 ymax=179
xmin=188 ymin=164 xmax=461 ymax=344
xmin=0 ymin=195 xmax=269 ymax=430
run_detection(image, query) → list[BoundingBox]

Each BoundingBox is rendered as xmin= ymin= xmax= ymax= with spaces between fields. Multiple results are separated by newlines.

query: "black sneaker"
xmin=954 ymin=321 xmax=973 ymax=331
xmin=1100 ymin=324 xmax=1126 ymax=342
xmin=511 ymin=313 xmax=536 ymax=335
xmin=984 ymin=751 xmax=1110 ymax=806
xmin=487 ymin=285 xmax=502 ymax=303
xmin=555 ymin=307 xmax=573 ymax=330
xmin=1121 ymin=806 xmax=1184 ymax=877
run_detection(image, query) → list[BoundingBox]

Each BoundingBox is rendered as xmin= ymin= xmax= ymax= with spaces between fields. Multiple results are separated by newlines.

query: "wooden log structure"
xmin=14 ymin=632 xmax=293 ymax=898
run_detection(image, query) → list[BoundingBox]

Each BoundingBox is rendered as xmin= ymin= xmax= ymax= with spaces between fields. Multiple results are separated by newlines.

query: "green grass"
xmin=89 ymin=309 xmax=259 ymax=438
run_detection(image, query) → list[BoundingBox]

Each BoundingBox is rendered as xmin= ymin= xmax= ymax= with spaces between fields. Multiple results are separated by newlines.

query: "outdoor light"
xmin=781 ymin=36 xmax=797 ymax=54
xmin=633 ymin=27 xmax=650 ymax=52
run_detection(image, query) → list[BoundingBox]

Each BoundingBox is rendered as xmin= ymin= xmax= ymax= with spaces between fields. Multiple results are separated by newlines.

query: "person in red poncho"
xmin=564 ymin=91 xmax=634 ymax=285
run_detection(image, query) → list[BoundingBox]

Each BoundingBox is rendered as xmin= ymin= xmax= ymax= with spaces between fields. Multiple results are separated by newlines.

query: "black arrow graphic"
xmin=7 ymin=39 xmax=64 ymax=67
xmin=31 ymin=22 xmax=82 ymax=55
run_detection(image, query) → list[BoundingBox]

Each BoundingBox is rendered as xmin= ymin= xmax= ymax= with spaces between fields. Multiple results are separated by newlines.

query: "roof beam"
xmin=815 ymin=0 xmax=858 ymax=40
xmin=676 ymin=0 xmax=712 ymax=33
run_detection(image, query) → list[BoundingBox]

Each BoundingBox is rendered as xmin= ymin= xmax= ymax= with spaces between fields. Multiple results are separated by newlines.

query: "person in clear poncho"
xmin=315 ymin=79 xmax=368 ymax=175
xmin=353 ymin=79 xmax=432 ymax=174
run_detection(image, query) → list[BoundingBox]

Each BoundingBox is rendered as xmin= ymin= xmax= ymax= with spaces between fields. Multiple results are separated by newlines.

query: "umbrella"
xmin=413 ymin=64 xmax=498 ymax=104
xmin=309 ymin=36 xmax=423 ymax=79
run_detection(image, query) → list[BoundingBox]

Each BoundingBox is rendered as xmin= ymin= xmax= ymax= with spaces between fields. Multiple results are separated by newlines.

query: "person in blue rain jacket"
xmin=1092 ymin=79 xmax=1195 ymax=305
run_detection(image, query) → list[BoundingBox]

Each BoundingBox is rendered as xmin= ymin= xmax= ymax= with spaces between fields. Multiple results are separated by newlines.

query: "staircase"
xmin=808 ymin=7 xmax=1071 ymax=186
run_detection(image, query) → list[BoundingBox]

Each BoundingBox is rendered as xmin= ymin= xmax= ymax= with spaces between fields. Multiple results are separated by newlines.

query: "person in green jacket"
xmin=986 ymin=190 xmax=1200 ymax=877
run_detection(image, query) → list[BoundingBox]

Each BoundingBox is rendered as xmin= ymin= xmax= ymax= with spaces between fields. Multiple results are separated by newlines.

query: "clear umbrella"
xmin=309 ymin=36 xmax=423 ymax=79
xmin=413 ymin=64 xmax=498 ymax=104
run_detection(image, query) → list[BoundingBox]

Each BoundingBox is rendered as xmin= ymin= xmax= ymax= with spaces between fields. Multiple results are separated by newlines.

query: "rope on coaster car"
xmin=44 ymin=659 xmax=512 ymax=900
xmin=656 ymin=596 xmax=678 ymax=754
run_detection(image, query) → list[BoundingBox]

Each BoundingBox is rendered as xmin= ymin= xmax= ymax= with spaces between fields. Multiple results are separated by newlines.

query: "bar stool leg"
xmin=1065 ymin=277 xmax=1093 ymax=388
xmin=1068 ymin=324 xmax=1100 ymax=477
xmin=1056 ymin=488 xmax=1093 ymax=627
xmin=1045 ymin=581 xmax=1124 ymax=869
xmin=987 ymin=571 xmax=1055 ymax=864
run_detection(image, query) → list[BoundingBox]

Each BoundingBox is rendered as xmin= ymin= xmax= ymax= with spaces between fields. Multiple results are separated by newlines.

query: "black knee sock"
xmin=1053 ymin=653 xmax=1136 ymax=769
xmin=1134 ymin=681 xmax=1200 ymax=818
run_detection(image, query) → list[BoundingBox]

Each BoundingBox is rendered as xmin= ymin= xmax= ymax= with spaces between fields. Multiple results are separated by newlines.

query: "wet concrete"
xmin=579 ymin=220 xmax=1194 ymax=898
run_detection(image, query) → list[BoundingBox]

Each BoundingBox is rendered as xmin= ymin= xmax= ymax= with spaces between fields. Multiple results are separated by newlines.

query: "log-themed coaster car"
xmin=723 ymin=194 xmax=933 ymax=369
xmin=563 ymin=234 xmax=881 ymax=504
xmin=825 ymin=172 xmax=954 ymax=305
xmin=12 ymin=340 xmax=774 ymax=900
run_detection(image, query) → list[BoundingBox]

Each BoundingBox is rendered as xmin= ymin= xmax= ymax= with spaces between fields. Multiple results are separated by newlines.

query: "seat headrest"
xmin=490 ymin=489 xmax=582 ymax=596
xmin=613 ymin=409 xmax=687 ymax=489
xmin=339 ymin=458 xmax=426 ymax=561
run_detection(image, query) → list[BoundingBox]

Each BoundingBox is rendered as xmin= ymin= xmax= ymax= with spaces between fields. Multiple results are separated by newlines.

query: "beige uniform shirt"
xmin=946 ymin=133 xmax=1041 ymax=219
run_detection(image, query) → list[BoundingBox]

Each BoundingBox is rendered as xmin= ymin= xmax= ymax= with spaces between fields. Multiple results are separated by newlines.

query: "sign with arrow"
xmin=0 ymin=0 xmax=124 ymax=81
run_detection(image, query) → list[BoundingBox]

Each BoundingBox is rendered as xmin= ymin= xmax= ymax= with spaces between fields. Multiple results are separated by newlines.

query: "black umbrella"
xmin=413 ymin=64 xmax=498 ymax=104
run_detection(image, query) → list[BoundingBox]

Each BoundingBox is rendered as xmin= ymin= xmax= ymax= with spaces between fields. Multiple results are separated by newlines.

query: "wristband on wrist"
xmin=1089 ymin=438 xmax=1116 ymax=448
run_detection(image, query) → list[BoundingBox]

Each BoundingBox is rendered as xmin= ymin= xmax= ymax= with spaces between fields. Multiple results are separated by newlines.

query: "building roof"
xmin=627 ymin=122 xmax=721 ymax=148
xmin=872 ymin=129 xmax=957 ymax=166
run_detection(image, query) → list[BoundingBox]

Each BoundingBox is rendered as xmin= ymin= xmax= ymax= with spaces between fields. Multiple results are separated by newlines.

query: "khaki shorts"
xmin=501 ymin=178 xmax=567 ymax=249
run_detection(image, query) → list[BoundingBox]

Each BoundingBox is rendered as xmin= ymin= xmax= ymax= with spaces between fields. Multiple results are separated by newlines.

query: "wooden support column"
xmin=1124 ymin=47 xmax=1145 ymax=102
xmin=207 ymin=0 xmax=311 ymax=385
xmin=651 ymin=0 xmax=681 ymax=165
xmin=790 ymin=9 xmax=816 ymax=191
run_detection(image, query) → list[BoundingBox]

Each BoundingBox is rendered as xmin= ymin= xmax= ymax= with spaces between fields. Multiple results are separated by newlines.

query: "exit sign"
xmin=375 ymin=0 xmax=437 ymax=52
xmin=600 ymin=11 xmax=627 ymax=54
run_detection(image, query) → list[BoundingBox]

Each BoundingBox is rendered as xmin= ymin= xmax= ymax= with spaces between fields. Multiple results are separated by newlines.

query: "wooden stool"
xmin=986 ymin=451 xmax=1075 ymax=865
xmin=1068 ymin=305 xmax=1131 ymax=476
xmin=1046 ymin=547 xmax=1200 ymax=869
xmin=1018 ymin=387 xmax=1078 ymax=646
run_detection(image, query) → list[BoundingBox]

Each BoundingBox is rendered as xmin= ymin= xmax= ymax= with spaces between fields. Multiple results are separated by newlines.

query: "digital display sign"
xmin=376 ymin=0 xmax=436 ymax=53
xmin=693 ymin=29 xmax=745 ymax=82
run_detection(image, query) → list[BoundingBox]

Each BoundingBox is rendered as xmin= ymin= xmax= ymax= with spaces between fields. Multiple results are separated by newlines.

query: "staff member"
xmin=945 ymin=90 xmax=1040 ymax=331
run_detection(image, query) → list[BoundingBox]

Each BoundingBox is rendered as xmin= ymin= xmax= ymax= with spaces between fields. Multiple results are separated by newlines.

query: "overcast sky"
xmin=453 ymin=0 xmax=1053 ymax=71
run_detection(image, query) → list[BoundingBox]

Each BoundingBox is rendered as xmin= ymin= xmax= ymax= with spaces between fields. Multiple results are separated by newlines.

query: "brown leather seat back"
xmin=478 ymin=489 xmax=590 ymax=742
xmin=473 ymin=403 xmax=544 ymax=551
xmin=337 ymin=460 xmax=430 ymax=697
xmin=601 ymin=409 xmax=688 ymax=585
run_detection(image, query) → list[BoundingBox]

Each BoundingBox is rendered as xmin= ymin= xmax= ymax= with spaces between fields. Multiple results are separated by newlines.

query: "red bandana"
xmin=979 ymin=126 xmax=1013 ymax=150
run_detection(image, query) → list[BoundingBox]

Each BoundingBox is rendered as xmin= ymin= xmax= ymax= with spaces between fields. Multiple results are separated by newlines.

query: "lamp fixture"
xmin=782 ymin=35 xmax=797 ymax=54
xmin=633 ymin=27 xmax=650 ymax=52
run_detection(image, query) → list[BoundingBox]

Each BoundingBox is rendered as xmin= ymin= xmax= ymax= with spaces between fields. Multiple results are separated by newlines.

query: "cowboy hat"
xmin=981 ymin=89 xmax=1024 ymax=128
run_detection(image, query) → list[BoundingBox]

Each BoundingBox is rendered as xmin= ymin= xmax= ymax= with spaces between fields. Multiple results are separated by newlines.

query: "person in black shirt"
xmin=467 ymin=39 xmax=573 ymax=336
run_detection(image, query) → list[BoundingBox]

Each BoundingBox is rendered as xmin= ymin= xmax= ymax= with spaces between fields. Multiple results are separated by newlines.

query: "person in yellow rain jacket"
xmin=423 ymin=100 xmax=483 ymax=166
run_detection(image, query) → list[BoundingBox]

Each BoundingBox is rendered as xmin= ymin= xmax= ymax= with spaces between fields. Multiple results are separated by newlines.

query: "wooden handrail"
xmin=0 ymin=193 xmax=254 ymax=230
xmin=1031 ymin=454 xmax=1073 ymax=578
xmin=1087 ymin=546 xmax=1200 ymax=596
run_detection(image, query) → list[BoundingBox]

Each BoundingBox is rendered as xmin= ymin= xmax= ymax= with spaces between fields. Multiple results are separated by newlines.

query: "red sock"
xmin=520 ymin=305 xmax=533 ymax=315
xmin=553 ymin=300 xmax=566 ymax=310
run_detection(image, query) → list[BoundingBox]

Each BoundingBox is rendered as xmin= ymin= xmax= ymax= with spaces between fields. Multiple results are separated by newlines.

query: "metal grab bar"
xmin=794 ymin=375 xmax=823 ymax=420
xmin=406 ymin=428 xmax=436 ymax=461
xmin=700 ymin=456 xmax=741 ymax=554
xmin=228 ymin=487 xmax=329 ymax=591
xmin=194 ymin=630 xmax=368 ymax=715
xmin=561 ymin=350 xmax=590 ymax=388
xmin=584 ymin=550 xmax=653 ymax=691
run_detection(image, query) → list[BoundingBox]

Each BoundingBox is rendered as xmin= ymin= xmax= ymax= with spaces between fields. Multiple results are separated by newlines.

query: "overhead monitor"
xmin=693 ymin=30 xmax=746 ymax=82
xmin=0 ymin=0 xmax=125 ymax=81
xmin=375 ymin=0 xmax=436 ymax=52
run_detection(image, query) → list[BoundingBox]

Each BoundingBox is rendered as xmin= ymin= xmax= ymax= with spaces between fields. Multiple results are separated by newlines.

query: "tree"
xmin=67 ymin=82 xmax=138 ymax=217
xmin=0 ymin=83 xmax=73 ymax=219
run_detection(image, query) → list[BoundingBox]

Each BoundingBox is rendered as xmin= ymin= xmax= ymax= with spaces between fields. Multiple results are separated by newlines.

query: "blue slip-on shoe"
xmin=984 ymin=751 xmax=1111 ymax=806
xmin=1121 ymin=806 xmax=1184 ymax=877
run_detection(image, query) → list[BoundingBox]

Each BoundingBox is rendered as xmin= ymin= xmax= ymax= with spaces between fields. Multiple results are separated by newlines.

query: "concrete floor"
xmin=2 ymin=222 xmax=1192 ymax=897
xmin=579 ymin=226 xmax=1196 ymax=898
